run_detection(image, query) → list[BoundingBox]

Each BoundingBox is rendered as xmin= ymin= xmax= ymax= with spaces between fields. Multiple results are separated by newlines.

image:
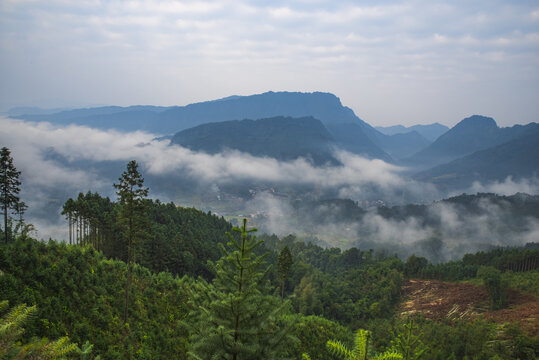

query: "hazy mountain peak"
xmin=405 ymin=114 xmax=526 ymax=168
xmin=454 ymin=115 xmax=498 ymax=130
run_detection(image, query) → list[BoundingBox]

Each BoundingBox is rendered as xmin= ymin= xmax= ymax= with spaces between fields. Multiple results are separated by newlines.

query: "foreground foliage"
xmin=326 ymin=329 xmax=402 ymax=360
xmin=0 ymin=239 xmax=189 ymax=359
xmin=186 ymin=219 xmax=294 ymax=359
xmin=0 ymin=300 xmax=81 ymax=359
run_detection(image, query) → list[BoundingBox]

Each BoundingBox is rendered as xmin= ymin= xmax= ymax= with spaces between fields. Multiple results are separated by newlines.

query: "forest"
xmin=1 ymin=150 xmax=538 ymax=359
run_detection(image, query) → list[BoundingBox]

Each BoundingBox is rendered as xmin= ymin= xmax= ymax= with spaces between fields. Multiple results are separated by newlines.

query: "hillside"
xmin=324 ymin=122 xmax=393 ymax=161
xmin=400 ymin=279 xmax=538 ymax=336
xmin=170 ymin=116 xmax=339 ymax=165
xmin=405 ymin=115 xmax=539 ymax=168
xmin=415 ymin=127 xmax=539 ymax=189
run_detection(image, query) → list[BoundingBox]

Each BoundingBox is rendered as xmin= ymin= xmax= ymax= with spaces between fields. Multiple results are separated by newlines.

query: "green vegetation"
xmin=390 ymin=319 xmax=427 ymax=360
xmin=0 ymin=300 xmax=81 ymax=359
xmin=0 ymin=240 xmax=189 ymax=358
xmin=186 ymin=219 xmax=294 ymax=359
xmin=477 ymin=266 xmax=507 ymax=310
xmin=326 ymin=329 xmax=402 ymax=360
xmin=0 ymin=146 xmax=23 ymax=244
xmin=1 ymin=156 xmax=537 ymax=359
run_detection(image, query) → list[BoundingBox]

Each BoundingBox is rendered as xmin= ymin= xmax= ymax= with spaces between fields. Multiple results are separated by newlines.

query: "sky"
xmin=1 ymin=0 xmax=538 ymax=127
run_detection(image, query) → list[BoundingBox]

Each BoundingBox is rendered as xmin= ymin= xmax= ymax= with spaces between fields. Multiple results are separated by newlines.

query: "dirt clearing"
xmin=400 ymin=279 xmax=538 ymax=336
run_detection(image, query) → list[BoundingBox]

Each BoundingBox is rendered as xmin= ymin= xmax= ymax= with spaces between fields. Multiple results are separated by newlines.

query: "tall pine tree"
xmin=278 ymin=246 xmax=293 ymax=300
xmin=187 ymin=218 xmax=294 ymax=360
xmin=113 ymin=160 xmax=148 ymax=325
xmin=0 ymin=147 xmax=22 ymax=244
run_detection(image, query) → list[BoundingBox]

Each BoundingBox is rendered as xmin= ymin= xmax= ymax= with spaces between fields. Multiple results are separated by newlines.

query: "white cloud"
xmin=1 ymin=0 xmax=539 ymax=127
xmin=468 ymin=176 xmax=539 ymax=196
xmin=0 ymin=117 xmax=407 ymax=189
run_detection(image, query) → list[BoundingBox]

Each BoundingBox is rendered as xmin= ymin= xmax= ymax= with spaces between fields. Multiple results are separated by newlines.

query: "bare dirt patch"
xmin=400 ymin=279 xmax=539 ymax=336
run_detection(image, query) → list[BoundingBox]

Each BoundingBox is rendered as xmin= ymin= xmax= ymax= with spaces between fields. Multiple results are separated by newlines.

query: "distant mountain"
xmin=343 ymin=121 xmax=431 ymax=161
xmin=414 ymin=126 xmax=539 ymax=189
xmin=408 ymin=124 xmax=449 ymax=141
xmin=15 ymin=92 xmax=362 ymax=134
xmin=15 ymin=91 xmax=398 ymax=161
xmin=376 ymin=123 xmax=449 ymax=141
xmin=7 ymin=106 xmax=75 ymax=116
xmin=324 ymin=123 xmax=392 ymax=162
xmin=373 ymin=131 xmax=431 ymax=160
xmin=405 ymin=115 xmax=539 ymax=168
xmin=170 ymin=116 xmax=339 ymax=165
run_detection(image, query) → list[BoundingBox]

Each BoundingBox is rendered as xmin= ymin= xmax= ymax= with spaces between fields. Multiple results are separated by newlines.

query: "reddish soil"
xmin=484 ymin=289 xmax=539 ymax=336
xmin=400 ymin=279 xmax=539 ymax=336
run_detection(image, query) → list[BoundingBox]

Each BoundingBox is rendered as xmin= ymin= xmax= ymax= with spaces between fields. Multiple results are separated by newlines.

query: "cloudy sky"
xmin=1 ymin=0 xmax=538 ymax=126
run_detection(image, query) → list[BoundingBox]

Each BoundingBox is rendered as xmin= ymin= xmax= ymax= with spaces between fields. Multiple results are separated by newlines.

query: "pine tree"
xmin=0 ymin=300 xmax=80 ymax=359
xmin=187 ymin=218 xmax=294 ymax=360
xmin=0 ymin=147 xmax=22 ymax=244
xmin=113 ymin=160 xmax=148 ymax=325
xmin=278 ymin=246 xmax=293 ymax=300
xmin=327 ymin=329 xmax=402 ymax=360
xmin=390 ymin=319 xmax=428 ymax=360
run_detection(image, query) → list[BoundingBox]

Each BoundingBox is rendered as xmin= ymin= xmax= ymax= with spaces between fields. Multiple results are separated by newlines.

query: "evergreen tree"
xmin=187 ymin=218 xmax=294 ymax=360
xmin=113 ymin=160 xmax=148 ymax=325
xmin=326 ymin=329 xmax=402 ymax=360
xmin=477 ymin=266 xmax=507 ymax=310
xmin=0 ymin=300 xmax=80 ymax=359
xmin=0 ymin=147 xmax=22 ymax=244
xmin=390 ymin=319 xmax=428 ymax=360
xmin=278 ymin=246 xmax=293 ymax=300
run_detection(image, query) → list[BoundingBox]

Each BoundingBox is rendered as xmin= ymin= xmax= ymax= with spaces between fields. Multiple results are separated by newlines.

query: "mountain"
xmin=375 ymin=125 xmax=408 ymax=136
xmin=14 ymin=92 xmax=362 ymax=134
xmin=12 ymin=91 xmax=444 ymax=163
xmin=376 ymin=123 xmax=449 ymax=141
xmin=170 ymin=116 xmax=339 ymax=165
xmin=408 ymin=123 xmax=449 ymax=141
xmin=15 ymin=91 xmax=398 ymax=161
xmin=160 ymin=91 xmax=363 ymax=134
xmin=414 ymin=126 xmax=539 ymax=189
xmin=324 ymin=122 xmax=392 ymax=162
xmin=340 ymin=120 xmax=431 ymax=161
xmin=405 ymin=115 xmax=539 ymax=168
xmin=373 ymin=131 xmax=431 ymax=160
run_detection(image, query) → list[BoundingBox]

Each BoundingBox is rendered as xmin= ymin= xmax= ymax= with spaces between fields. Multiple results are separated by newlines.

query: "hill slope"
xmin=170 ymin=116 xmax=339 ymax=165
xmin=415 ymin=127 xmax=539 ymax=189
xmin=405 ymin=115 xmax=539 ymax=168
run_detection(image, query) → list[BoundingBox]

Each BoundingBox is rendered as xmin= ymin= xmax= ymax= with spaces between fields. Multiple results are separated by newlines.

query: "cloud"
xmin=0 ymin=116 xmax=441 ymax=239
xmin=2 ymin=116 xmax=537 ymax=254
xmin=0 ymin=117 xmax=411 ymax=190
xmin=249 ymin=193 xmax=539 ymax=263
xmin=1 ymin=0 xmax=539 ymax=127
xmin=467 ymin=176 xmax=539 ymax=196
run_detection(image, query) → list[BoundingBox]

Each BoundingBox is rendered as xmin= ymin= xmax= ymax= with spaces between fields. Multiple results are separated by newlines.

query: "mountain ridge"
xmin=170 ymin=116 xmax=340 ymax=165
xmin=405 ymin=115 xmax=539 ymax=169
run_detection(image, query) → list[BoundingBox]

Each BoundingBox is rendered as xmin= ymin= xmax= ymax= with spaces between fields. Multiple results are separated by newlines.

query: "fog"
xmin=251 ymin=192 xmax=539 ymax=262
xmin=1 ymin=117 xmax=537 ymax=261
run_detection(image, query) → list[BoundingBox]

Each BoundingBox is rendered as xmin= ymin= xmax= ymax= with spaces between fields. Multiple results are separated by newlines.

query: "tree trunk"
xmin=3 ymin=201 xmax=7 ymax=244
xmin=68 ymin=214 xmax=72 ymax=245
